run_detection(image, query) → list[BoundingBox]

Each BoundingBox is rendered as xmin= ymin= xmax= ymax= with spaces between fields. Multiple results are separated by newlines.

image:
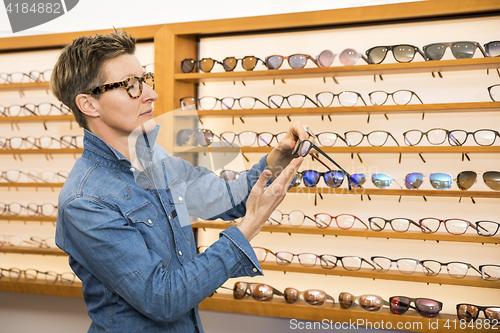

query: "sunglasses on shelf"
xmin=365 ymin=44 xmax=425 ymax=64
xmin=338 ymin=292 xmax=389 ymax=312
xmin=284 ymin=288 xmax=335 ymax=306
xmin=180 ymin=58 xmax=224 ymax=73
xmin=404 ymin=171 xmax=500 ymax=191
xmin=265 ymin=53 xmax=318 ymax=69
xmin=389 ymin=296 xmax=443 ymax=317
xmin=457 ymin=303 xmax=500 ymax=322
xmin=232 ymin=282 xmax=284 ymax=302
xmin=423 ymin=41 xmax=486 ymax=61
xmin=221 ymin=56 xmax=267 ymax=71
xmin=485 ymin=41 xmax=500 ymax=57
xmin=175 ymin=128 xmax=217 ymax=147
xmin=316 ymin=49 xmax=371 ymax=67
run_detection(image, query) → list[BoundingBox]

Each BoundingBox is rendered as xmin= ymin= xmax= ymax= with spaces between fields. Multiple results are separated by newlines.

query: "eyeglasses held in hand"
xmin=284 ymin=288 xmax=334 ymax=306
xmin=265 ymin=54 xmax=318 ymax=69
xmin=292 ymin=139 xmax=353 ymax=190
xmin=475 ymin=220 xmax=500 ymax=237
xmin=180 ymin=96 xmax=269 ymax=110
xmin=338 ymin=292 xmax=389 ymax=312
xmin=370 ymin=256 xmax=420 ymax=274
xmin=368 ymin=217 xmax=421 ymax=233
xmin=232 ymin=281 xmax=283 ymax=301
xmin=368 ymin=89 xmax=423 ymax=106
xmin=365 ymin=44 xmax=425 ymax=64
xmin=489 ymin=84 xmax=500 ymax=102
xmin=83 ymin=72 xmax=154 ymax=99
xmin=448 ymin=129 xmax=500 ymax=146
xmin=268 ymin=94 xmax=319 ymax=108
xmin=389 ymin=296 xmax=443 ymax=317
xmin=420 ymin=260 xmax=481 ymax=278
xmin=457 ymin=303 xmax=500 ymax=323
xmin=344 ymin=130 xmax=400 ymax=147
xmin=267 ymin=210 xmax=315 ymax=226
xmin=403 ymin=128 xmax=448 ymax=146
xmin=314 ymin=213 xmax=367 ymax=230
xmin=319 ymin=254 xmax=375 ymax=271
xmin=315 ymin=91 xmax=367 ymax=107
xmin=423 ymin=41 xmax=486 ymax=61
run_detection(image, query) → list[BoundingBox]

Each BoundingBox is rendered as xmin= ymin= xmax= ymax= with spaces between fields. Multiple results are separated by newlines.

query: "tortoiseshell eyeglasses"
xmin=83 ymin=72 xmax=155 ymax=99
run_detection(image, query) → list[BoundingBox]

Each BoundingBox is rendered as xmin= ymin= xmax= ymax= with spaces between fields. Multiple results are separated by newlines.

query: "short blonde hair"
xmin=50 ymin=30 xmax=136 ymax=130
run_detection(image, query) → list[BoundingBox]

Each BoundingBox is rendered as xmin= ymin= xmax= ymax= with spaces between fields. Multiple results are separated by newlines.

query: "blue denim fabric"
xmin=56 ymin=126 xmax=266 ymax=332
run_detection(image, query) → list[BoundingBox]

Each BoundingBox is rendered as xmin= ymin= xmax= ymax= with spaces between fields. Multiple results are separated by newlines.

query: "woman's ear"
xmin=75 ymin=94 xmax=99 ymax=118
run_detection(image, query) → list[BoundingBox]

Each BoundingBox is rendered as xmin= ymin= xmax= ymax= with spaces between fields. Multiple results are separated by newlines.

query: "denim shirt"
xmin=56 ymin=126 xmax=266 ymax=333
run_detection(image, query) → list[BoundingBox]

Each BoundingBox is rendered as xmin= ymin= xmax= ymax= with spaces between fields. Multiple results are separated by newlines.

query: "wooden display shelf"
xmin=0 ymin=279 xmax=82 ymax=298
xmin=0 ymin=182 xmax=64 ymax=188
xmin=259 ymin=263 xmax=498 ymax=289
xmin=192 ymin=222 xmax=500 ymax=244
xmin=173 ymin=145 xmax=500 ymax=154
xmin=0 ymin=246 xmax=64 ymax=256
xmin=287 ymin=187 xmax=500 ymax=199
xmin=0 ymin=216 xmax=57 ymax=223
xmin=199 ymin=293 xmax=490 ymax=333
xmin=0 ymin=115 xmax=74 ymax=123
xmin=0 ymin=148 xmax=82 ymax=155
xmin=0 ymin=81 xmax=49 ymax=91
xmin=173 ymin=58 xmax=500 ymax=84
xmin=192 ymin=102 xmax=500 ymax=118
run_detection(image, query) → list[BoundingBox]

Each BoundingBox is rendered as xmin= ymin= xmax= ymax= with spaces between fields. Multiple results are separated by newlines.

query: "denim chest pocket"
xmin=127 ymin=202 xmax=158 ymax=227
xmin=126 ymin=202 xmax=171 ymax=265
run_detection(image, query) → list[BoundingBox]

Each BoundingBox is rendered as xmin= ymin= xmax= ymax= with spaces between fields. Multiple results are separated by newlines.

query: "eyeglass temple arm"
xmin=409 ymin=219 xmax=421 ymax=229
xmin=305 ymin=95 xmax=319 ymax=107
xmin=256 ymin=98 xmax=271 ymax=108
xmin=476 ymin=43 xmax=487 ymax=57
xmin=355 ymin=216 xmax=369 ymax=229
xmin=273 ymin=287 xmax=285 ymax=297
xmin=362 ymin=258 xmax=376 ymax=269
xmin=311 ymin=144 xmax=352 ymax=190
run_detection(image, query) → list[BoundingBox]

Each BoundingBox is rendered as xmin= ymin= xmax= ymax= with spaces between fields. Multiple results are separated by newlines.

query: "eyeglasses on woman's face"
xmin=83 ymin=72 xmax=155 ymax=99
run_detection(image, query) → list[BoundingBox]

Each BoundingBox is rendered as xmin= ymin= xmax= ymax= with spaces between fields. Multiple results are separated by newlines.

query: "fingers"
xmin=272 ymin=156 xmax=304 ymax=190
xmin=249 ymin=169 xmax=272 ymax=196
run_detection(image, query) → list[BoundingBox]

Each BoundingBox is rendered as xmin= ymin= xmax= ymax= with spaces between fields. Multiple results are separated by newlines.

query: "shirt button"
xmin=252 ymin=268 xmax=257 ymax=273
xmin=178 ymin=250 xmax=183 ymax=256
xmin=178 ymin=196 xmax=183 ymax=201
xmin=130 ymin=167 xmax=135 ymax=172
xmin=147 ymin=219 xmax=153 ymax=224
